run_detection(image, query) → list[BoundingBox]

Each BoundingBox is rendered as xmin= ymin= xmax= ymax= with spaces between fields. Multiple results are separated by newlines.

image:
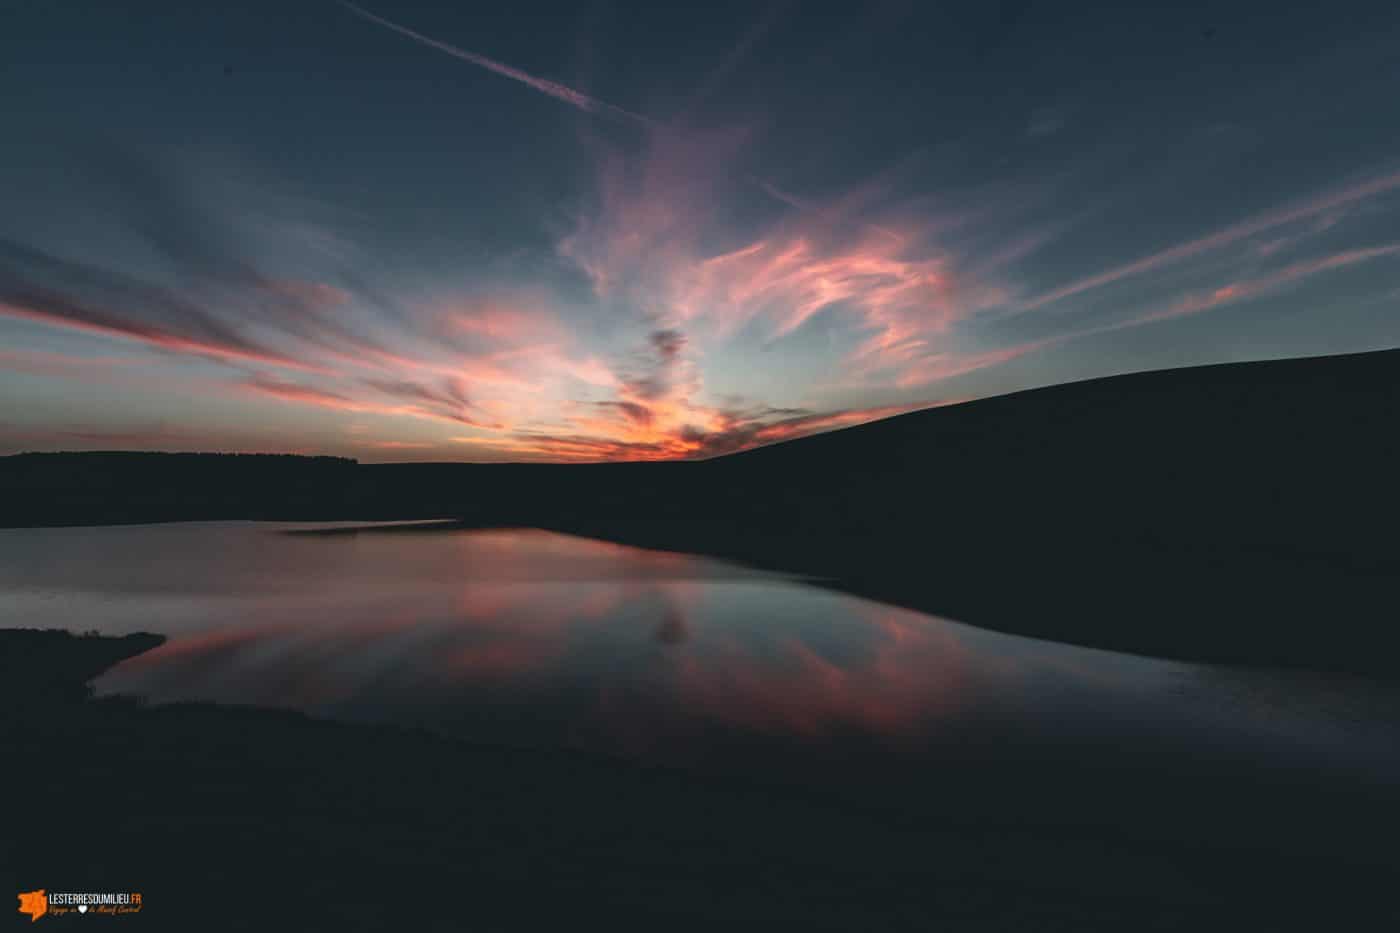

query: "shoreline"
xmin=4 ymin=348 xmax=1399 ymax=680
xmin=4 ymin=513 xmax=1398 ymax=679
xmin=525 ymin=516 xmax=1400 ymax=678
xmin=5 ymin=627 xmax=1399 ymax=929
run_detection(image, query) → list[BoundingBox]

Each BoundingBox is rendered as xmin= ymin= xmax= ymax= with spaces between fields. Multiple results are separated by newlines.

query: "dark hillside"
xmin=3 ymin=348 xmax=1397 ymax=674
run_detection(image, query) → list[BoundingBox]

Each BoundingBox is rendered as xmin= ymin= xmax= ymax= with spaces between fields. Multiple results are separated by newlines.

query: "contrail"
xmin=340 ymin=2 xmax=656 ymax=128
xmin=683 ymin=0 xmax=790 ymax=112
xmin=342 ymin=3 xmax=837 ymax=230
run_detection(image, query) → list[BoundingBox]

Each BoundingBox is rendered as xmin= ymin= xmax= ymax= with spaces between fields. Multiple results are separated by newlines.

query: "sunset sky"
xmin=3 ymin=0 xmax=1399 ymax=461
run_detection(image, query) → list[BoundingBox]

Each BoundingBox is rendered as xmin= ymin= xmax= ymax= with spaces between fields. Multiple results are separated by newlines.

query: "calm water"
xmin=4 ymin=520 xmax=1399 ymax=844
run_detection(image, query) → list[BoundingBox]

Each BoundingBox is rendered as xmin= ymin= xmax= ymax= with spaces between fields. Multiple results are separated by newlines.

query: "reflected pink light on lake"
xmin=4 ymin=522 xmax=1392 ymax=784
xmin=99 ymin=573 xmax=984 ymax=749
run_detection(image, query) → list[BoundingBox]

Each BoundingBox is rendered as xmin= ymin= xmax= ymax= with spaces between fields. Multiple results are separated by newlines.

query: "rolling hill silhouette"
xmin=4 ymin=346 xmax=1397 ymax=674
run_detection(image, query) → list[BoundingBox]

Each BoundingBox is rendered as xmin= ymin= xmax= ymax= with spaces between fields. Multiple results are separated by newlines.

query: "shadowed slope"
xmin=530 ymin=348 xmax=1400 ymax=673
xmin=2 ymin=347 xmax=1397 ymax=674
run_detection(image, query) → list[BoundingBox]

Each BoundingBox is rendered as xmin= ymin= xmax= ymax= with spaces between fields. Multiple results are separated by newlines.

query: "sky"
xmin=2 ymin=0 xmax=1399 ymax=462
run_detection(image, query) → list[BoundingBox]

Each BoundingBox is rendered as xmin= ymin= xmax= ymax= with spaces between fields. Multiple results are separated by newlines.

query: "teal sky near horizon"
xmin=3 ymin=0 xmax=1399 ymax=462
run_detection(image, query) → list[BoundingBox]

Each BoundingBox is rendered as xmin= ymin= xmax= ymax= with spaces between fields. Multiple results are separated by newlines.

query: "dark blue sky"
xmin=3 ymin=0 xmax=1398 ymax=459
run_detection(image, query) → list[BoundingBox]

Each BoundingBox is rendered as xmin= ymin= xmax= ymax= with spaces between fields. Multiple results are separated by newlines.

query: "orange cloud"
xmin=466 ymin=401 xmax=927 ymax=462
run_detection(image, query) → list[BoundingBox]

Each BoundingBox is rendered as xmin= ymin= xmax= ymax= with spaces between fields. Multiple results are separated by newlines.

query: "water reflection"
xmin=2 ymin=522 xmax=1398 ymax=783
xmin=89 ymin=574 xmax=989 ymax=751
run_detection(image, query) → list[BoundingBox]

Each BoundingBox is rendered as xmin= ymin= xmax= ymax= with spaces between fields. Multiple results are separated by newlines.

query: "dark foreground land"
xmin=4 ymin=347 xmax=1398 ymax=677
xmin=4 ymin=628 xmax=1399 ymax=931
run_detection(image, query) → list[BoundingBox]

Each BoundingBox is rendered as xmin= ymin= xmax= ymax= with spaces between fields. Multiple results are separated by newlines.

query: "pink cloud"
xmin=556 ymin=124 xmax=1021 ymax=405
xmin=1129 ymin=243 xmax=1400 ymax=328
xmin=0 ymin=301 xmax=324 ymax=373
xmin=447 ymin=304 xmax=565 ymax=344
xmin=239 ymin=376 xmax=504 ymax=431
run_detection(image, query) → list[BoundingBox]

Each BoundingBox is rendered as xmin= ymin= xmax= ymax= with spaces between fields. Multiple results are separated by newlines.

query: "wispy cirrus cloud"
xmin=1097 ymin=243 xmax=1400 ymax=334
xmin=10 ymin=10 xmax=1400 ymax=468
xmin=12 ymin=138 xmax=1398 ymax=464
xmin=0 ymin=236 xmax=328 ymax=373
xmin=0 ymin=299 xmax=322 ymax=373
xmin=1019 ymin=168 xmax=1400 ymax=312
xmin=335 ymin=0 xmax=1054 ymax=418
xmin=991 ymin=242 xmax=1400 ymax=357
xmin=240 ymin=375 xmax=501 ymax=431
xmin=557 ymin=123 xmax=1026 ymax=396
xmin=240 ymin=377 xmax=360 ymax=410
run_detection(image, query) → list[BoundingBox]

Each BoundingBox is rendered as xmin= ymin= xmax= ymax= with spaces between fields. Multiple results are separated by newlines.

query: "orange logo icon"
xmin=17 ymin=890 xmax=47 ymax=923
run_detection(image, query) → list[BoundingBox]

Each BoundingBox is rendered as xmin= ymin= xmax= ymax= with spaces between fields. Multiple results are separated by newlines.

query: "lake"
xmin=4 ymin=520 xmax=1398 ymax=859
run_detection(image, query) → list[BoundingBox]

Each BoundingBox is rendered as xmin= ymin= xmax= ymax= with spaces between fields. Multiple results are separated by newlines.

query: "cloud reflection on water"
xmin=0 ymin=522 xmax=1388 ymax=779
